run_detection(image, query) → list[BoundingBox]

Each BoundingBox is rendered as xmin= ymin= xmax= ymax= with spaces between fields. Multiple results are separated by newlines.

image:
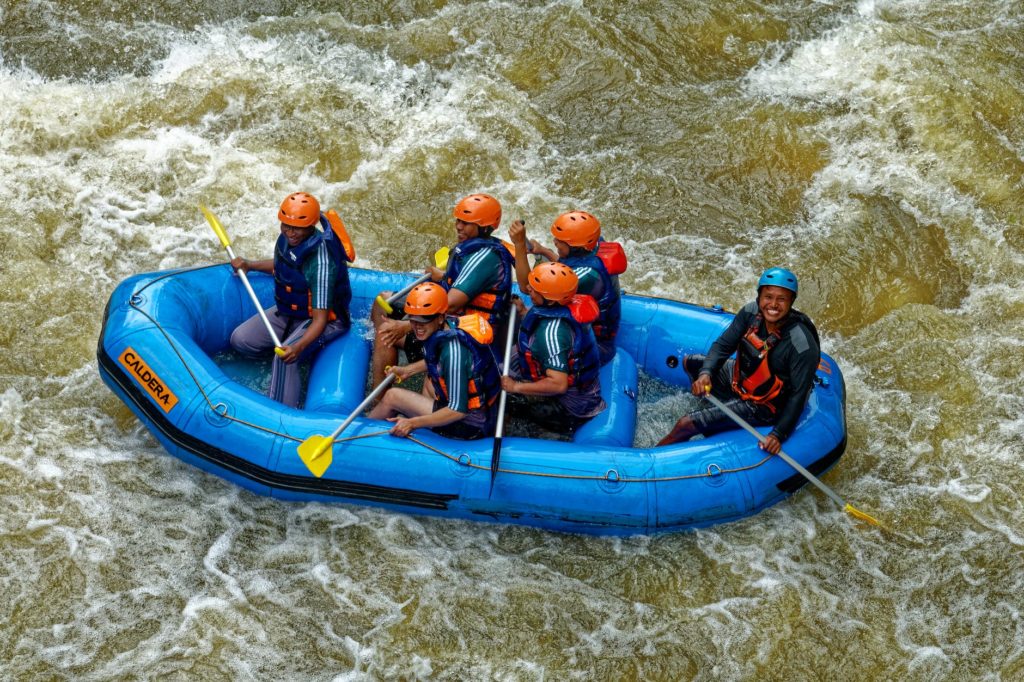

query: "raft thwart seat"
xmin=573 ymin=348 xmax=638 ymax=448
xmin=304 ymin=324 xmax=372 ymax=414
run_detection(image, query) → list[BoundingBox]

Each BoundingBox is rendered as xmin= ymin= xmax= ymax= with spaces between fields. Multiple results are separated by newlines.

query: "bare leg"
xmin=657 ymin=415 xmax=701 ymax=447
xmin=422 ymin=378 xmax=436 ymax=401
xmin=367 ymin=386 xmax=434 ymax=420
xmin=371 ymin=331 xmax=402 ymax=387
xmin=370 ymin=290 xmax=404 ymax=387
xmin=370 ymin=290 xmax=394 ymax=327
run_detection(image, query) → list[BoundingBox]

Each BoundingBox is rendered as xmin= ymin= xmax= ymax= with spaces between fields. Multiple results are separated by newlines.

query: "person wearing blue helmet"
xmin=658 ymin=267 xmax=820 ymax=454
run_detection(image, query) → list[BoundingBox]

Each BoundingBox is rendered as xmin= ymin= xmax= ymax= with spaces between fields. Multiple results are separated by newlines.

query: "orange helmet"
xmin=528 ymin=262 xmax=578 ymax=304
xmin=550 ymin=211 xmax=600 ymax=250
xmin=278 ymin=192 xmax=321 ymax=228
xmin=452 ymin=193 xmax=501 ymax=229
xmin=404 ymin=282 xmax=449 ymax=320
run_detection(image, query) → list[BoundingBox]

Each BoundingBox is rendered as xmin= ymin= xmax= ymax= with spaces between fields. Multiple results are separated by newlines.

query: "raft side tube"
xmin=618 ymin=298 xmax=733 ymax=387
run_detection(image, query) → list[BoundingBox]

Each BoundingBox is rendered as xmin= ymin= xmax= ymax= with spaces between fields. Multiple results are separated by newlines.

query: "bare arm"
xmin=508 ymin=219 xmax=533 ymax=291
xmin=531 ymin=243 xmax=558 ymax=262
xmin=501 ymin=369 xmax=569 ymax=397
xmin=230 ymin=257 xmax=274 ymax=275
xmin=447 ymin=287 xmax=471 ymax=313
xmin=389 ymin=406 xmax=467 ymax=437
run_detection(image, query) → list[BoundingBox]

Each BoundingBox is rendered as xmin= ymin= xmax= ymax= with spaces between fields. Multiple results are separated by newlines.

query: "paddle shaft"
xmin=200 ymin=205 xmax=284 ymax=350
xmin=383 ymin=273 xmax=431 ymax=307
xmin=493 ymin=304 xmax=518 ymax=441
xmin=704 ymin=393 xmax=848 ymax=509
xmin=222 ymin=243 xmax=285 ymax=349
xmin=323 ymin=373 xmax=397 ymax=445
xmin=489 ymin=303 xmax=518 ymax=492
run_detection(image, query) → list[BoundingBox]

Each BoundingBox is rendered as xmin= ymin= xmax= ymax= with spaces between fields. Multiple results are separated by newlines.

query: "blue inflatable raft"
xmin=97 ymin=264 xmax=847 ymax=535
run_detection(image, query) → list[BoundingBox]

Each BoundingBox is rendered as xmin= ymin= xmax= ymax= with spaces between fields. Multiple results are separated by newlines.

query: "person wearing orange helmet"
xmin=367 ymin=283 xmax=502 ymax=439
xmin=370 ymin=193 xmax=514 ymax=386
xmin=500 ymin=262 xmax=605 ymax=432
xmin=508 ymin=210 xmax=624 ymax=364
xmin=229 ymin=192 xmax=355 ymax=407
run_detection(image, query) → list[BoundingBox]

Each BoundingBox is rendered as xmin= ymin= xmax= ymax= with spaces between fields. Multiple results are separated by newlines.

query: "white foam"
xmin=943 ymin=477 xmax=991 ymax=503
xmin=35 ymin=460 xmax=63 ymax=479
xmin=330 ymin=636 xmax=376 ymax=681
xmin=202 ymin=528 xmax=249 ymax=603
xmin=743 ymin=1 xmax=1024 ymax=283
xmin=0 ymin=387 xmax=25 ymax=427
xmin=180 ymin=594 xmax=233 ymax=620
xmin=112 ymin=126 xmax=210 ymax=168
xmin=906 ymin=645 xmax=952 ymax=675
xmin=2 ymin=4 xmax=1024 ymax=680
xmin=25 ymin=517 xmax=57 ymax=532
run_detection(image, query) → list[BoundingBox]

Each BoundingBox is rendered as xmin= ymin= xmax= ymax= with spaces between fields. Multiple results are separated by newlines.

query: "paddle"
xmin=374 ymin=247 xmax=451 ymax=314
xmin=703 ymin=390 xmax=881 ymax=526
xmin=199 ymin=205 xmax=285 ymax=357
xmin=297 ymin=373 xmax=398 ymax=478
xmin=490 ymin=302 xmax=518 ymax=494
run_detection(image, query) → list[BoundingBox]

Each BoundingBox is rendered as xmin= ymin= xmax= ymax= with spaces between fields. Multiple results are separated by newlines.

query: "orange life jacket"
xmin=732 ymin=318 xmax=784 ymax=412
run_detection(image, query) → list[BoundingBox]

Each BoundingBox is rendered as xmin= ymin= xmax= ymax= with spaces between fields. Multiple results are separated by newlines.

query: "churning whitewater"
xmin=1 ymin=1 xmax=1022 ymax=678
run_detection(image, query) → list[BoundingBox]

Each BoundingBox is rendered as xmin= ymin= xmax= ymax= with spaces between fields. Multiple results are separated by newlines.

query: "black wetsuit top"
xmin=700 ymin=301 xmax=821 ymax=442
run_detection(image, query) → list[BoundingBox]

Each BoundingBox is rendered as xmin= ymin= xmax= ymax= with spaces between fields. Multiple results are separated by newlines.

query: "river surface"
xmin=2 ymin=0 xmax=1022 ymax=679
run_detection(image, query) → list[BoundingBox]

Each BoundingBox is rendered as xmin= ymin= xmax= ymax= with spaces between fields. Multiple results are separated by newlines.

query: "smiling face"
xmin=280 ymin=222 xmax=314 ymax=247
xmin=409 ymin=315 xmax=444 ymax=341
xmin=454 ymin=218 xmax=481 ymax=243
xmin=757 ymin=285 xmax=795 ymax=325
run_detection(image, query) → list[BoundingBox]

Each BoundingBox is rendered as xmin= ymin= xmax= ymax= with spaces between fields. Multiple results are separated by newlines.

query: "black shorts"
xmin=506 ymin=394 xmax=590 ymax=433
xmin=683 ymin=354 xmax=775 ymax=435
xmin=430 ymin=399 xmax=487 ymax=440
xmin=402 ymin=332 xmax=425 ymax=363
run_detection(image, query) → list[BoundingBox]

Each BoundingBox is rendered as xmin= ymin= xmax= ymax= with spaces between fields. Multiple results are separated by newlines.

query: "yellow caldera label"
xmin=118 ymin=347 xmax=179 ymax=413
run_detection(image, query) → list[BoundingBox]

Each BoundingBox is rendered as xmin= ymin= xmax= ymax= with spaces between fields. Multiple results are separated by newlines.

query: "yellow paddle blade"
xmin=844 ymin=503 xmax=881 ymax=527
xmin=375 ymin=294 xmax=394 ymax=315
xmin=199 ymin=204 xmax=231 ymax=248
xmin=297 ymin=435 xmax=333 ymax=478
xmin=434 ymin=246 xmax=450 ymax=268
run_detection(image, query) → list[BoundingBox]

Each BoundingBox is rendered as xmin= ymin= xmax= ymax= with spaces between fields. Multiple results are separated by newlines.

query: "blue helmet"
xmin=757 ymin=267 xmax=798 ymax=297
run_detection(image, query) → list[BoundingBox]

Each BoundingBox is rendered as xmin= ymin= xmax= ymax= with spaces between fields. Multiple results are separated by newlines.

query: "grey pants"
xmin=229 ymin=306 xmax=349 ymax=408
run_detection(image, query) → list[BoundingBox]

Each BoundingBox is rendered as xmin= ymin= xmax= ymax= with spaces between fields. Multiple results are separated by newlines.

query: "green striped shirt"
xmin=299 ymin=240 xmax=337 ymax=310
xmin=438 ymin=337 xmax=474 ymax=413
xmin=450 ymin=248 xmax=503 ymax=300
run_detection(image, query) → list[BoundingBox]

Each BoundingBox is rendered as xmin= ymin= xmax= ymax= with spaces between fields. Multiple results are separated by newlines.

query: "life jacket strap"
xmin=731 ymin=322 xmax=784 ymax=411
